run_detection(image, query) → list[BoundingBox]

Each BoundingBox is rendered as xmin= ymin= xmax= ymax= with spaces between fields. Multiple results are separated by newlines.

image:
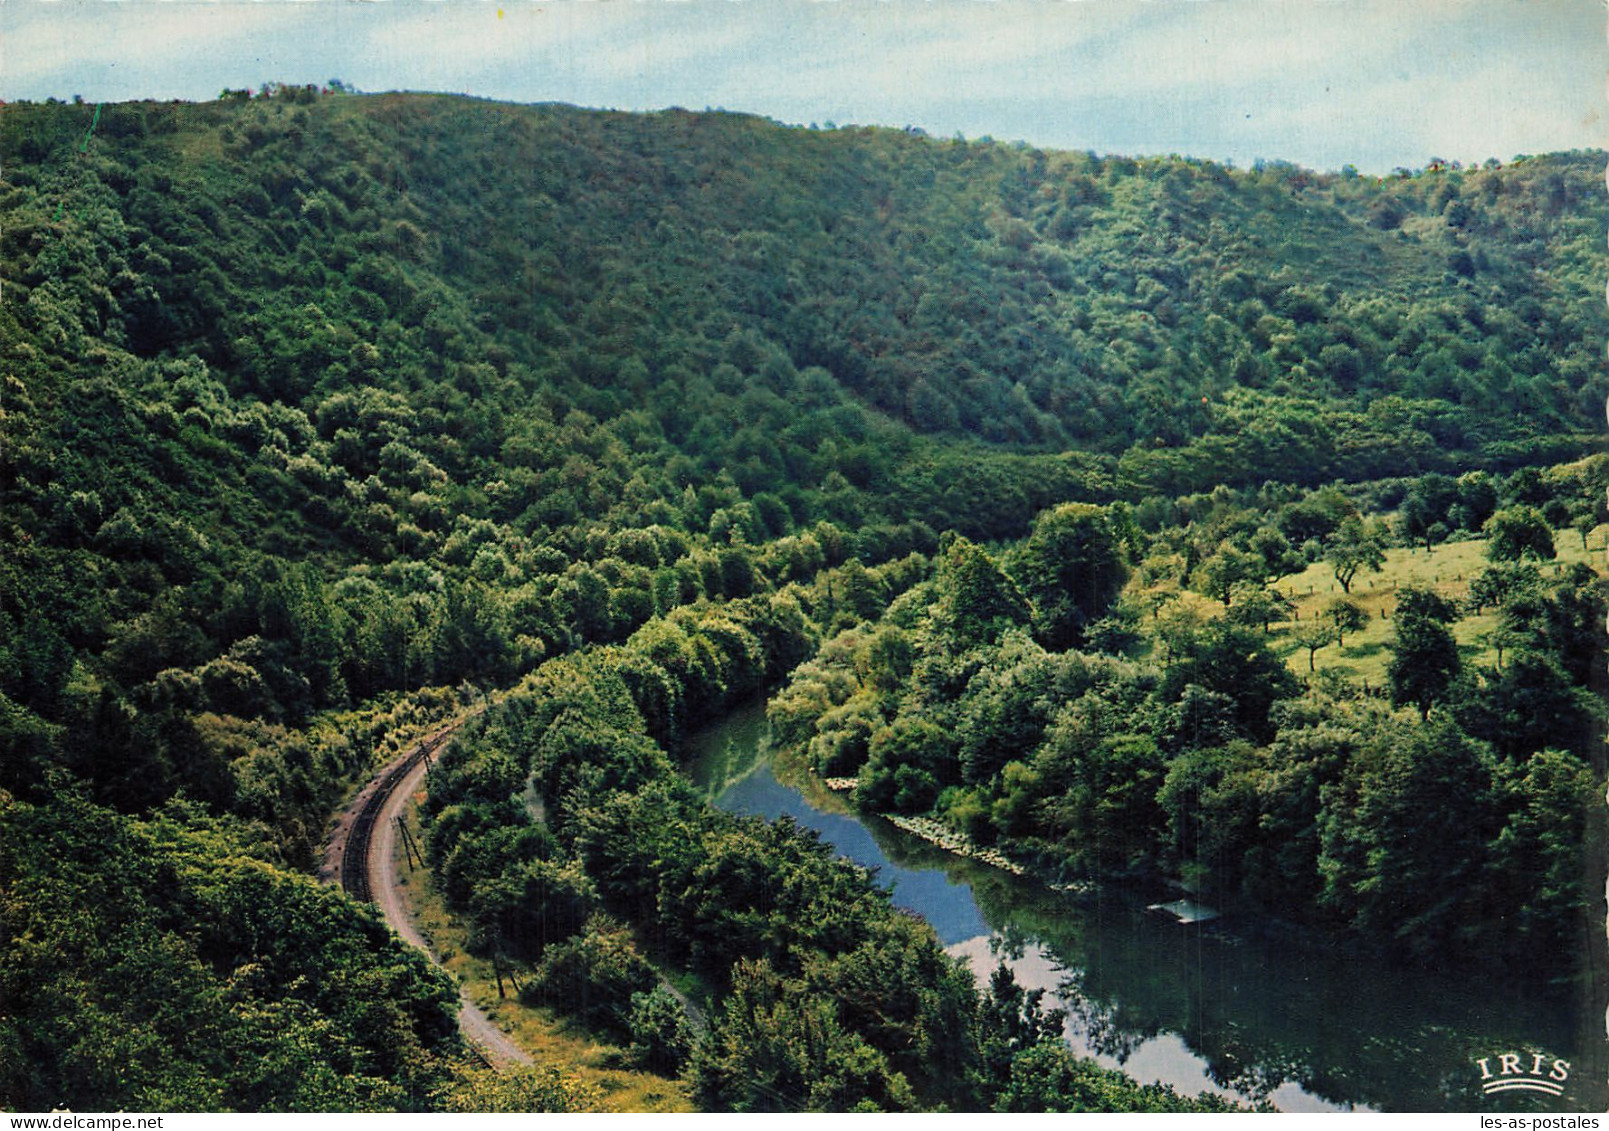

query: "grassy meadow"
xmin=1194 ymin=527 xmax=1606 ymax=685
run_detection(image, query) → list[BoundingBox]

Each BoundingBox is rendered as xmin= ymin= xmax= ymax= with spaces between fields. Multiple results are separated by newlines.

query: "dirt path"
xmin=372 ymin=755 xmax=532 ymax=1065
xmin=325 ymin=715 xmax=531 ymax=1066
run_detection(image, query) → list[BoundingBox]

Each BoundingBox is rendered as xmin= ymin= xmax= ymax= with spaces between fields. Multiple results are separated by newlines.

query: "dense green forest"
xmin=0 ymin=87 xmax=1604 ymax=1111
xmin=769 ymin=498 xmax=1602 ymax=967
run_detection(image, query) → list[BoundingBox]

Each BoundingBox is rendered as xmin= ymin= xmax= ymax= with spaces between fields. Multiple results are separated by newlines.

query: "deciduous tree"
xmin=1324 ymin=518 xmax=1386 ymax=594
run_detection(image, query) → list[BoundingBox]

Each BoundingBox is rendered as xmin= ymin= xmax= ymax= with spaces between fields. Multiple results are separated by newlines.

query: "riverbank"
xmin=822 ymin=775 xmax=1101 ymax=893
xmin=693 ymin=703 xmax=1602 ymax=1112
xmin=881 ymin=812 xmax=1027 ymax=876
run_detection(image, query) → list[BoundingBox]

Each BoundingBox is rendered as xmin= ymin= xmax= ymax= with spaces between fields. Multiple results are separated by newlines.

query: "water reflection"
xmin=684 ymin=702 xmax=1604 ymax=1113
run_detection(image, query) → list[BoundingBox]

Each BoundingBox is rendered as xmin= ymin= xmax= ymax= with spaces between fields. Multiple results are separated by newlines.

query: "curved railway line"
xmin=326 ymin=702 xmax=703 ymax=1070
xmin=324 ymin=709 xmax=531 ymax=1067
xmin=338 ymin=724 xmax=455 ymax=904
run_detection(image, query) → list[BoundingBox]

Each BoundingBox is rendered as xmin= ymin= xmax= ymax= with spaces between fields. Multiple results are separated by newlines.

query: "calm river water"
xmin=684 ymin=700 xmax=1607 ymax=1113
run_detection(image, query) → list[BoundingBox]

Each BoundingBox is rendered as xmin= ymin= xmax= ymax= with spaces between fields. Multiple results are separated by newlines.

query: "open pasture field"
xmin=1262 ymin=529 xmax=1605 ymax=683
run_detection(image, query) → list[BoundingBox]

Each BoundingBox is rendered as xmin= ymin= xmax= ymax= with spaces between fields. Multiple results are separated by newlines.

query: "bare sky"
xmin=4 ymin=0 xmax=1602 ymax=173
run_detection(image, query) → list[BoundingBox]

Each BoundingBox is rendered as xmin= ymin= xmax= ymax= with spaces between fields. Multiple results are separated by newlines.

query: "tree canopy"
xmin=0 ymin=90 xmax=1603 ymax=1112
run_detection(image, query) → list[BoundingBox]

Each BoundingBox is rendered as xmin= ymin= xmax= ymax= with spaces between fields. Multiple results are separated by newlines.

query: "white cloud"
xmin=2 ymin=0 xmax=1601 ymax=171
xmin=4 ymin=3 xmax=299 ymax=91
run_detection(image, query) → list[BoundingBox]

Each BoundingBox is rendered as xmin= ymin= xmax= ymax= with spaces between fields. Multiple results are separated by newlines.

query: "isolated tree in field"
xmin=1396 ymin=496 xmax=1427 ymax=551
xmin=1569 ymin=512 xmax=1597 ymax=550
xmin=1291 ymin=621 xmax=1336 ymax=672
xmin=1226 ymin=582 xmax=1290 ymax=633
xmin=1247 ymin=525 xmax=1305 ymax=582
xmin=1478 ymin=566 xmax=1549 ymax=649
xmin=1386 ymin=586 xmax=1461 ymax=720
xmin=1192 ymin=545 xmax=1262 ymax=607
xmin=1482 ymin=622 xmax=1523 ymax=670
xmin=1484 ymin=506 xmax=1555 ymax=562
xmin=1325 ymin=597 xmax=1368 ymax=647
xmin=1277 ymin=493 xmax=1350 ymax=546
xmin=1324 ymin=517 xmax=1386 ymax=593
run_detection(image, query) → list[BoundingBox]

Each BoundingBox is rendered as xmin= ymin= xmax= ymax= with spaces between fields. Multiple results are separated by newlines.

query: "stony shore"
xmin=819 ymin=775 xmax=1100 ymax=891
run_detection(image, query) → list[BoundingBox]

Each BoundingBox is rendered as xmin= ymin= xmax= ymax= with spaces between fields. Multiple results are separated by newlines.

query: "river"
xmin=684 ymin=700 xmax=1607 ymax=1113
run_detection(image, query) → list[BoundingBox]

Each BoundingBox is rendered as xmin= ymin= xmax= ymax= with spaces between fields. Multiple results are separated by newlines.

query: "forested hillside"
xmin=1 ymin=88 xmax=1604 ymax=1112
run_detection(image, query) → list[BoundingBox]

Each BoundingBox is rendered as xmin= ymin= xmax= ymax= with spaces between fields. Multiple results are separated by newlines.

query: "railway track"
xmin=339 ymin=723 xmax=456 ymax=903
xmin=326 ymin=707 xmax=531 ymax=1067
